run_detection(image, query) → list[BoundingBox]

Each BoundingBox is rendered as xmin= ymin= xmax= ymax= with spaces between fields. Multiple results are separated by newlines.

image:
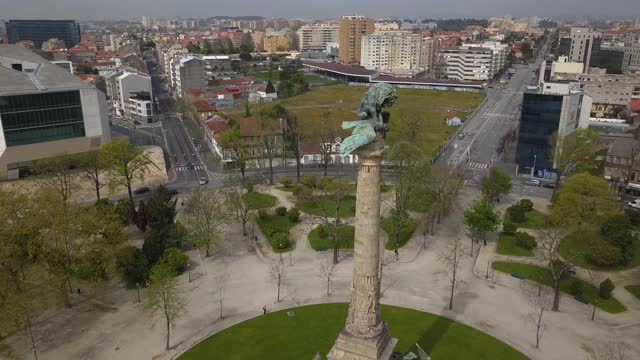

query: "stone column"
xmin=327 ymin=137 xmax=397 ymax=360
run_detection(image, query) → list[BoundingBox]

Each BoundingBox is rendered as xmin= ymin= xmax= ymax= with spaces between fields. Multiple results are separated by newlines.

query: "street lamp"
xmin=136 ymin=282 xmax=141 ymax=303
xmin=187 ymin=263 xmax=192 ymax=283
xmin=530 ymin=154 xmax=537 ymax=178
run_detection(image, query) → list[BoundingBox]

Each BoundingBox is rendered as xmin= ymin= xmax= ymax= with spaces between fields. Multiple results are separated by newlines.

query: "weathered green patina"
xmin=339 ymin=83 xmax=397 ymax=156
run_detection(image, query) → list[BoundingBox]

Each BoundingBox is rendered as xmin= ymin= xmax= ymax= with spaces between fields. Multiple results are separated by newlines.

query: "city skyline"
xmin=1 ymin=0 xmax=638 ymax=20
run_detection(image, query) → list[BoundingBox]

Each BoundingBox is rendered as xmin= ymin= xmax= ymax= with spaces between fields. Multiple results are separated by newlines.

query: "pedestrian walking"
xmin=263 ymin=305 xmax=267 ymax=315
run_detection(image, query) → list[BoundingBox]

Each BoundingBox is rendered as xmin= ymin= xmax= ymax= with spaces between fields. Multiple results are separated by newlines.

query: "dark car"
xmin=133 ymin=186 xmax=151 ymax=195
xmin=542 ymin=182 xmax=556 ymax=189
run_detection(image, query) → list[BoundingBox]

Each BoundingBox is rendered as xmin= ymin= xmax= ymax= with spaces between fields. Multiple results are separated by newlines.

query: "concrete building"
xmin=263 ymin=35 xmax=292 ymax=52
xmin=553 ymin=69 xmax=640 ymax=107
xmin=441 ymin=44 xmax=503 ymax=81
xmin=5 ymin=20 xmax=81 ymax=49
xmin=0 ymin=45 xmax=110 ymax=180
xmin=569 ymin=27 xmax=601 ymax=70
xmin=360 ymin=31 xmax=424 ymax=76
xmin=551 ymin=56 xmax=584 ymax=76
xmin=127 ymin=92 xmax=153 ymax=123
xmin=419 ymin=37 xmax=439 ymax=71
xmin=297 ymin=23 xmax=339 ymax=52
xmin=339 ymin=15 xmax=375 ymax=65
xmin=635 ymin=16 xmax=640 ymax=29
xmin=103 ymin=67 xmax=152 ymax=118
xmin=173 ymin=56 xmax=206 ymax=97
xmin=604 ymin=137 xmax=640 ymax=193
xmin=622 ymin=43 xmax=640 ymax=74
xmin=374 ymin=22 xmax=399 ymax=31
xmin=515 ymin=83 xmax=592 ymax=175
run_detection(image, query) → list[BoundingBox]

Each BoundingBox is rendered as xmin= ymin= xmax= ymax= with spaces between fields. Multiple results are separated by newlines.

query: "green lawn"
xmin=242 ymin=192 xmax=277 ymax=210
xmin=256 ymin=213 xmax=297 ymax=252
xmin=297 ymin=195 xmax=357 ymax=218
xmin=624 ymin=285 xmax=640 ymax=300
xmin=308 ymin=224 xmax=355 ymax=251
xmin=505 ymin=209 xmax=547 ymax=229
xmin=276 ymin=185 xmax=299 ymax=193
xmin=559 ymin=229 xmax=640 ymax=271
xmin=381 ymin=217 xmax=418 ymax=250
xmin=496 ymin=234 xmax=534 ymax=257
xmin=278 ymin=86 xmax=484 ymax=159
xmin=177 ymin=303 xmax=528 ymax=360
xmin=492 ymin=261 xmax=626 ymax=313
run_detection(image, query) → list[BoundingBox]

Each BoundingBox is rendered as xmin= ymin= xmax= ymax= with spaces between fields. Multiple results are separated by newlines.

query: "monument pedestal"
xmin=327 ymin=137 xmax=397 ymax=360
xmin=328 ymin=326 xmax=398 ymax=360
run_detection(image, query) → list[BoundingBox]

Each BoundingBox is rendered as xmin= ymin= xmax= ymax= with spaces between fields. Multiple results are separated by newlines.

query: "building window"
xmin=0 ymin=91 xmax=85 ymax=146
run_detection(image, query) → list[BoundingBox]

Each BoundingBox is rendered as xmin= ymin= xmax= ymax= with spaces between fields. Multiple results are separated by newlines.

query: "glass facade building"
xmin=515 ymin=93 xmax=564 ymax=171
xmin=6 ymin=20 xmax=81 ymax=49
xmin=0 ymin=91 xmax=85 ymax=146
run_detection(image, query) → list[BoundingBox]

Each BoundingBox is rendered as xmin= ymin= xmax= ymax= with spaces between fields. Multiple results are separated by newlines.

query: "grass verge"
xmin=297 ymin=195 xmax=356 ymax=218
xmin=559 ymin=229 xmax=640 ymax=271
xmin=242 ymin=192 xmax=277 ymax=209
xmin=624 ymin=285 xmax=640 ymax=300
xmin=308 ymin=224 xmax=355 ymax=251
xmin=256 ymin=213 xmax=297 ymax=252
xmin=381 ymin=217 xmax=418 ymax=250
xmin=496 ymin=234 xmax=534 ymax=257
xmin=177 ymin=303 xmax=528 ymax=360
xmin=492 ymin=261 xmax=626 ymax=313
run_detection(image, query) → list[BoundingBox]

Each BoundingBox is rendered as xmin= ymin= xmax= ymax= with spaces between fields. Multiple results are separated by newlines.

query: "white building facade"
xmin=297 ymin=23 xmax=339 ymax=52
xmin=360 ymin=31 xmax=424 ymax=76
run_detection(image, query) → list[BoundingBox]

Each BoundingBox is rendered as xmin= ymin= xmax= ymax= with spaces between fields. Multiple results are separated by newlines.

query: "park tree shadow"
xmin=412 ymin=315 xmax=453 ymax=355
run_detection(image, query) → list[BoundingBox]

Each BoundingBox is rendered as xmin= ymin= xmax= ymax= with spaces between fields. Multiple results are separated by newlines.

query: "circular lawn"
xmin=178 ymin=303 xmax=528 ymax=360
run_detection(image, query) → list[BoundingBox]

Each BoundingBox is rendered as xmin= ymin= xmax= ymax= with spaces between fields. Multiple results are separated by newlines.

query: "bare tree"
xmin=302 ymin=178 xmax=352 ymax=264
xmin=538 ymin=223 xmax=572 ymax=311
xmin=78 ymin=150 xmax=109 ymax=201
xmin=436 ymin=233 xmax=468 ymax=310
xmin=385 ymin=165 xmax=417 ymax=260
xmin=318 ymin=257 xmax=337 ymax=296
xmin=269 ymin=260 xmax=288 ymax=302
xmin=183 ymin=188 xmax=228 ymax=257
xmin=258 ymin=107 xmax=282 ymax=185
xmin=225 ymin=183 xmax=252 ymax=236
xmin=144 ymin=263 xmax=185 ymax=351
xmin=214 ymin=272 xmax=230 ymax=319
xmin=523 ymin=286 xmax=552 ymax=349
xmin=34 ymin=154 xmax=80 ymax=207
xmin=587 ymin=341 xmax=628 ymax=360
xmin=587 ymin=270 xmax=604 ymax=321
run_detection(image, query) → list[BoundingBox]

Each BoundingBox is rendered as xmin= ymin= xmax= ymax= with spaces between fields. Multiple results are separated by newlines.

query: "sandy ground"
xmin=0 ymin=146 xmax=168 ymax=204
xmin=2 ymin=185 xmax=640 ymax=360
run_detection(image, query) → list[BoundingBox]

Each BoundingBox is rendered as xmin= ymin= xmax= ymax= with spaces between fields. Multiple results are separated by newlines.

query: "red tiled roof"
xmin=239 ymin=117 xmax=283 ymax=137
xmin=184 ymin=88 xmax=204 ymax=96
xmin=204 ymin=117 xmax=230 ymax=134
xmin=193 ymin=99 xmax=215 ymax=112
xmin=629 ymin=99 xmax=640 ymax=112
xmin=76 ymin=74 xmax=97 ymax=81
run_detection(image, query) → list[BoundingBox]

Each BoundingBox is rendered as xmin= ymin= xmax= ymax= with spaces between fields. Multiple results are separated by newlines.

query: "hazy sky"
xmin=0 ymin=0 xmax=636 ymax=20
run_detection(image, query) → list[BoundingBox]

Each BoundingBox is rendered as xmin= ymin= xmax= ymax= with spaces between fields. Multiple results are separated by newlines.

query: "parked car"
xmin=628 ymin=199 xmax=640 ymax=209
xmin=133 ymin=186 xmax=151 ymax=195
xmin=525 ymin=179 xmax=541 ymax=187
xmin=199 ymin=177 xmax=209 ymax=185
xmin=542 ymin=182 xmax=556 ymax=189
xmin=458 ymin=132 xmax=465 ymax=140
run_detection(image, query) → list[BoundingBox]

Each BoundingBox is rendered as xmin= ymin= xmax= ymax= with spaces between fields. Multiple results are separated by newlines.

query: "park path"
xmin=3 ymin=186 xmax=640 ymax=360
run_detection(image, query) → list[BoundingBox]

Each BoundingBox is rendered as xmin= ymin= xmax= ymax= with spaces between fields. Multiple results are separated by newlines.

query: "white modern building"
xmin=103 ymin=67 xmax=152 ymax=118
xmin=127 ymin=92 xmax=154 ymax=123
xmin=374 ymin=22 xmax=399 ymax=31
xmin=297 ymin=23 xmax=339 ymax=52
xmin=440 ymin=42 xmax=507 ymax=81
xmin=360 ymin=31 xmax=437 ymax=76
xmin=569 ymin=27 xmax=601 ymax=69
xmin=0 ymin=45 xmax=110 ymax=180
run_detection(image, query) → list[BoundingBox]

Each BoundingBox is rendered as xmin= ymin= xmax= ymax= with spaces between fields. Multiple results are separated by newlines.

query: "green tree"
xmin=33 ymin=154 xmax=81 ymax=207
xmin=551 ymin=173 xmax=618 ymax=227
xmin=78 ymin=150 xmax=109 ymax=201
xmin=183 ymin=189 xmax=227 ymax=257
xmin=144 ymin=263 xmax=185 ymax=351
xmin=549 ymin=128 xmax=599 ymax=194
xmin=102 ymin=141 xmax=156 ymax=205
xmin=265 ymin=80 xmax=276 ymax=94
xmin=37 ymin=191 xmax=124 ymax=307
xmin=218 ymin=128 xmax=248 ymax=180
xmin=481 ymin=169 xmax=512 ymax=203
xmin=463 ymin=198 xmax=501 ymax=249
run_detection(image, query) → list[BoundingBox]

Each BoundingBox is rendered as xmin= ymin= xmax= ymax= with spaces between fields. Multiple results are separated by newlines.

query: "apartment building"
xmin=263 ymin=35 xmax=292 ymax=52
xmin=103 ymin=67 xmax=152 ymax=118
xmin=440 ymin=42 xmax=507 ymax=81
xmin=338 ymin=15 xmax=375 ymax=65
xmin=6 ymin=19 xmax=81 ymax=49
xmin=0 ymin=45 xmax=110 ymax=180
xmin=360 ymin=31 xmax=423 ymax=76
xmin=127 ymin=92 xmax=153 ymax=123
xmin=297 ymin=23 xmax=339 ymax=52
xmin=374 ymin=22 xmax=399 ymax=31
xmin=569 ymin=27 xmax=601 ymax=69
xmin=419 ymin=37 xmax=439 ymax=71
xmin=553 ymin=68 xmax=640 ymax=107
xmin=172 ymin=56 xmax=206 ymax=97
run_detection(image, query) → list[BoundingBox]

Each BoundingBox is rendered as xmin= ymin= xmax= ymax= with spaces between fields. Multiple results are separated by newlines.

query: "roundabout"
xmin=177 ymin=303 xmax=528 ymax=360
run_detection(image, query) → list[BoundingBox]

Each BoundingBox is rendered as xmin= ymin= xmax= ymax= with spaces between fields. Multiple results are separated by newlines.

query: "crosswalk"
xmin=485 ymin=112 xmax=516 ymax=118
xmin=468 ymin=162 xmax=490 ymax=169
xmin=207 ymin=171 xmax=228 ymax=181
xmin=176 ymin=165 xmax=205 ymax=172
